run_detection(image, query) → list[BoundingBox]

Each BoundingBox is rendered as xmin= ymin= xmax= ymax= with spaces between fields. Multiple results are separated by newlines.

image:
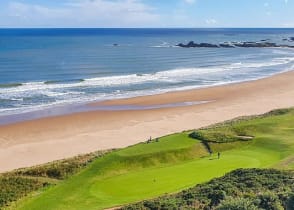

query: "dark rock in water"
xmin=280 ymin=44 xmax=294 ymax=48
xmin=187 ymin=41 xmax=199 ymax=47
xmin=198 ymin=43 xmax=219 ymax=48
xmin=219 ymin=43 xmax=235 ymax=48
xmin=176 ymin=40 xmax=294 ymax=49
xmin=260 ymin=42 xmax=279 ymax=47
xmin=177 ymin=41 xmax=197 ymax=48
xmin=282 ymin=37 xmax=294 ymax=42
xmin=233 ymin=42 xmax=254 ymax=47
xmin=113 ymin=43 xmax=119 ymax=46
xmin=234 ymin=42 xmax=278 ymax=48
xmin=260 ymin=39 xmax=270 ymax=42
xmin=177 ymin=41 xmax=219 ymax=48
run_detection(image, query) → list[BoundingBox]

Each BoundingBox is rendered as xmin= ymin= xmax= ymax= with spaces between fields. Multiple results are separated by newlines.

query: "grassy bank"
xmin=0 ymin=151 xmax=109 ymax=209
xmin=2 ymin=108 xmax=294 ymax=210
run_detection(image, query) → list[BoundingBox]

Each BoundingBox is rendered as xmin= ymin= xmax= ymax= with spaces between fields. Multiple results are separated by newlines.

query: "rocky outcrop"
xmin=260 ymin=39 xmax=270 ymax=42
xmin=282 ymin=37 xmax=294 ymax=42
xmin=219 ymin=43 xmax=235 ymax=48
xmin=176 ymin=40 xmax=293 ymax=48
xmin=177 ymin=41 xmax=196 ymax=48
xmin=177 ymin=41 xmax=219 ymax=48
xmin=233 ymin=42 xmax=278 ymax=48
xmin=281 ymin=45 xmax=294 ymax=48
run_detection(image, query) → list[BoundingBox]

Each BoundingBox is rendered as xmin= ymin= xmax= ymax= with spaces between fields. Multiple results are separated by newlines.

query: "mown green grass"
xmin=16 ymin=109 xmax=294 ymax=210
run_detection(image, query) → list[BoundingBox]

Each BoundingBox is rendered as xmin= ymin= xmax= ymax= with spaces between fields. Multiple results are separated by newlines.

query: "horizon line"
xmin=1 ymin=27 xmax=294 ymax=29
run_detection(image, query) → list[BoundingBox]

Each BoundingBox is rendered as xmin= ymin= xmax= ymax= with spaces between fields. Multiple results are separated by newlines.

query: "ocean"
xmin=0 ymin=28 xmax=294 ymax=121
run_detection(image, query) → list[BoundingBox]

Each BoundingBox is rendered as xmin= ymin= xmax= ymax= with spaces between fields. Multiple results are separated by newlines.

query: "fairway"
xmin=17 ymin=109 xmax=294 ymax=210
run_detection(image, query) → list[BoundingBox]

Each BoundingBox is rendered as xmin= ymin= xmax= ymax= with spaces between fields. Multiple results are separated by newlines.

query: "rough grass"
xmin=0 ymin=150 xmax=110 ymax=209
xmin=0 ymin=176 xmax=48 ymax=209
xmin=9 ymin=150 xmax=110 ymax=180
xmin=4 ymin=108 xmax=294 ymax=210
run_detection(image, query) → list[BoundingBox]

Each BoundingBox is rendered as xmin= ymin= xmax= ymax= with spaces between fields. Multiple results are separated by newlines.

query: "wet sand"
xmin=0 ymin=71 xmax=294 ymax=172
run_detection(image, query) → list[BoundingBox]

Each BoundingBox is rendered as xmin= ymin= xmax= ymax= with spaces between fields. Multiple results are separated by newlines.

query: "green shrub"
xmin=286 ymin=192 xmax=294 ymax=210
xmin=256 ymin=191 xmax=284 ymax=210
xmin=216 ymin=197 xmax=258 ymax=210
xmin=0 ymin=176 xmax=47 ymax=209
xmin=264 ymin=108 xmax=292 ymax=117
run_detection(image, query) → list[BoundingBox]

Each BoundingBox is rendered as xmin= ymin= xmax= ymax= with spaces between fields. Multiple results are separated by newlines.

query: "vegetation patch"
xmin=0 ymin=176 xmax=48 ymax=209
xmin=0 ymin=150 xmax=110 ymax=209
xmin=9 ymin=150 xmax=110 ymax=180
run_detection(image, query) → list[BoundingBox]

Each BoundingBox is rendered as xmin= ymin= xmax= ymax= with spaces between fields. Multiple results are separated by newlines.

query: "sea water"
xmin=0 ymin=28 xmax=294 ymax=118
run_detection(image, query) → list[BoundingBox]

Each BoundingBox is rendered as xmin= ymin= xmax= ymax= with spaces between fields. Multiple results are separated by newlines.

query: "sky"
xmin=0 ymin=0 xmax=293 ymax=28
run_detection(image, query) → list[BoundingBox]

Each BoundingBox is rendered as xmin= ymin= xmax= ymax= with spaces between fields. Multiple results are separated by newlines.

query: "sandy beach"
xmin=0 ymin=71 xmax=294 ymax=172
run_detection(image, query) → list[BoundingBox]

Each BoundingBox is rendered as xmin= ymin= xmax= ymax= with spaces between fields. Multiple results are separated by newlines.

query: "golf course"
xmin=3 ymin=108 xmax=294 ymax=210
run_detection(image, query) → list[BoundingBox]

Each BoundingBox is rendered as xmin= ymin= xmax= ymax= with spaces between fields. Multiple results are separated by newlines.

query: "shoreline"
xmin=0 ymin=70 xmax=291 ymax=126
xmin=0 ymin=99 xmax=212 ymax=126
xmin=0 ymin=70 xmax=294 ymax=172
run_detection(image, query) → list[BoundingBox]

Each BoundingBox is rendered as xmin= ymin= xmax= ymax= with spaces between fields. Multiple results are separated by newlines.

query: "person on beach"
xmin=147 ymin=136 xmax=152 ymax=143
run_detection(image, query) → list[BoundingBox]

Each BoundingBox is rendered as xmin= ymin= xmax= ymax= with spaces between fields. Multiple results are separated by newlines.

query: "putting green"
xmin=17 ymin=109 xmax=294 ymax=210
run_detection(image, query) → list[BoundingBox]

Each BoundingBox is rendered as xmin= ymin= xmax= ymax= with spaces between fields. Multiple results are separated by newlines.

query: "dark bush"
xmin=0 ymin=176 xmax=46 ymax=208
xmin=256 ymin=191 xmax=284 ymax=210
xmin=216 ymin=197 xmax=257 ymax=210
xmin=286 ymin=192 xmax=294 ymax=210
